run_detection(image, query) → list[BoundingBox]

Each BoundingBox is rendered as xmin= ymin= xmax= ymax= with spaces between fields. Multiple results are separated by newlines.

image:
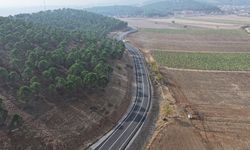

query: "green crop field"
xmin=153 ymin=51 xmax=250 ymax=71
xmin=141 ymin=28 xmax=247 ymax=36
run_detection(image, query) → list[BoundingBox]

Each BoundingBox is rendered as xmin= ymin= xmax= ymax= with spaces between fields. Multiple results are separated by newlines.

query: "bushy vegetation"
xmin=87 ymin=0 xmax=221 ymax=17
xmin=154 ymin=51 xmax=250 ymax=71
xmin=0 ymin=9 xmax=127 ymax=104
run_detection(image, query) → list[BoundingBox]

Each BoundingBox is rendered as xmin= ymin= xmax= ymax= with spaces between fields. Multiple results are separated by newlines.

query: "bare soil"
xmin=149 ymin=69 xmax=250 ymax=150
xmin=128 ymin=30 xmax=250 ymax=52
xmin=0 ymin=51 xmax=133 ymax=150
xmin=120 ymin=18 xmax=183 ymax=29
xmin=120 ymin=15 xmax=250 ymax=29
xmin=124 ymin=15 xmax=250 ymax=52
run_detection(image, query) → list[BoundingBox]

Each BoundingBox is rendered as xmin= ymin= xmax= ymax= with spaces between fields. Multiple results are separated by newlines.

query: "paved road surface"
xmin=90 ymin=28 xmax=152 ymax=150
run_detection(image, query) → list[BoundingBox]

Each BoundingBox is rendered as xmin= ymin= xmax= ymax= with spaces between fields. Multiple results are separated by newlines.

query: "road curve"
xmin=89 ymin=28 xmax=152 ymax=150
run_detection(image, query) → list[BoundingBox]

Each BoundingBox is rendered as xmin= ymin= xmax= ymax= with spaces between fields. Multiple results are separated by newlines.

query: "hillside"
xmin=0 ymin=9 xmax=132 ymax=149
xmin=87 ymin=0 xmax=221 ymax=17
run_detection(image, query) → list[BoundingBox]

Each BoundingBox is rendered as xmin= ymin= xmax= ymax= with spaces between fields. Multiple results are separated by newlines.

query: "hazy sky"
xmin=0 ymin=0 xmax=144 ymax=8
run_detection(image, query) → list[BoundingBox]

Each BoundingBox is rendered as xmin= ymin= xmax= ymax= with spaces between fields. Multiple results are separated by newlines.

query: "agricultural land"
xmin=123 ymin=15 xmax=250 ymax=150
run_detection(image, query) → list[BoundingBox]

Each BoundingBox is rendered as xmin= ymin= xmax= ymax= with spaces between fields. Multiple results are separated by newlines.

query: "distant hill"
xmin=87 ymin=5 xmax=143 ymax=17
xmin=143 ymin=0 xmax=221 ymax=16
xmin=196 ymin=0 xmax=250 ymax=6
xmin=87 ymin=0 xmax=221 ymax=17
xmin=215 ymin=0 xmax=250 ymax=5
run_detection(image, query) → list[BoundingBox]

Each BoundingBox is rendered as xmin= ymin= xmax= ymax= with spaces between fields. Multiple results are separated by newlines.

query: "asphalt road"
xmin=89 ymin=29 xmax=152 ymax=150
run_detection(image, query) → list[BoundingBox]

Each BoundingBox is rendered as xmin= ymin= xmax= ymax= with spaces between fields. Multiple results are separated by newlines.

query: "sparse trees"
xmin=30 ymin=82 xmax=41 ymax=95
xmin=98 ymin=75 xmax=109 ymax=88
xmin=9 ymin=114 xmax=23 ymax=131
xmin=69 ymin=62 xmax=85 ymax=76
xmin=55 ymin=77 xmax=66 ymax=90
xmin=0 ymin=109 xmax=7 ymax=123
xmin=18 ymin=86 xmax=32 ymax=102
xmin=38 ymin=60 xmax=50 ymax=71
xmin=84 ymin=72 xmax=98 ymax=88
xmin=8 ymin=71 xmax=20 ymax=85
xmin=0 ymin=67 xmax=9 ymax=82
xmin=48 ymin=84 xmax=56 ymax=94
xmin=65 ymin=74 xmax=82 ymax=91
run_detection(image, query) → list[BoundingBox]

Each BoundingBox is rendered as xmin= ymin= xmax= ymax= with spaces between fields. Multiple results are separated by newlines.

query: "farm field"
xmin=128 ymin=28 xmax=250 ymax=52
xmin=120 ymin=15 xmax=250 ymax=30
xmin=149 ymin=69 xmax=250 ymax=150
xmin=123 ymin=15 xmax=250 ymax=150
xmin=153 ymin=51 xmax=250 ymax=71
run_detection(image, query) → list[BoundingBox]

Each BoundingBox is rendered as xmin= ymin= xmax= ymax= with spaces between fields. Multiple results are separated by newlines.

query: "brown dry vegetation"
xmin=0 ymin=51 xmax=133 ymax=150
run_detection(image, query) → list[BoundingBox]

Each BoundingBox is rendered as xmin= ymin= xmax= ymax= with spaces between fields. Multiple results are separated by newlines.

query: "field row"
xmin=153 ymin=51 xmax=250 ymax=71
xmin=141 ymin=28 xmax=247 ymax=36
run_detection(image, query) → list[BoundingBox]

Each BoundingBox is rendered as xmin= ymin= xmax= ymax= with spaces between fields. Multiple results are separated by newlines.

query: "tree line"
xmin=13 ymin=8 xmax=128 ymax=37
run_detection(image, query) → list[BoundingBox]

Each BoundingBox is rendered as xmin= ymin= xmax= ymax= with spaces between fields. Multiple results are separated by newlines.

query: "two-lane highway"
xmin=90 ymin=28 xmax=152 ymax=150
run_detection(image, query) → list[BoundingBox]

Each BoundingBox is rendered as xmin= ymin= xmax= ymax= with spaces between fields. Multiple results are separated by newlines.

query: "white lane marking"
xmin=90 ymin=50 xmax=138 ymax=150
xmin=119 ymin=50 xmax=151 ymax=150
xmin=125 ymin=53 xmax=153 ymax=149
xmin=107 ymin=50 xmax=146 ymax=150
xmin=97 ymin=49 xmax=142 ymax=150
xmin=108 ymin=48 xmax=148 ymax=150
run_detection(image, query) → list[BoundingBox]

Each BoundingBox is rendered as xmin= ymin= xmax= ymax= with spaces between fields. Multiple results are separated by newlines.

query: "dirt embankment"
xmin=0 ymin=51 xmax=133 ymax=150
